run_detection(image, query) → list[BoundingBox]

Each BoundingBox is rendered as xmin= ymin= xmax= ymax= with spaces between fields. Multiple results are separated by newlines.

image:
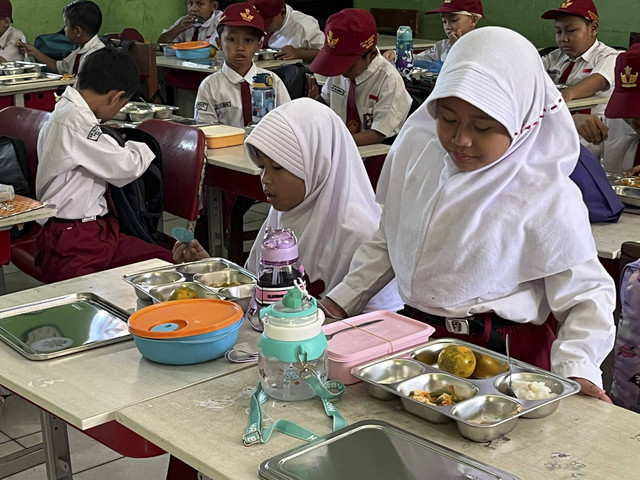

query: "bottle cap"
xmin=253 ymin=72 xmax=274 ymax=88
xmin=260 ymin=227 xmax=299 ymax=264
xmin=397 ymin=25 xmax=412 ymax=41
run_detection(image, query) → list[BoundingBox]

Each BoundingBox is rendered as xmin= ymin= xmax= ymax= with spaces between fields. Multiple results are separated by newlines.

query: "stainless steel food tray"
xmin=122 ymin=258 xmax=257 ymax=306
xmin=351 ymin=338 xmax=581 ymax=442
xmin=0 ymin=293 xmax=131 ymax=360
xmin=613 ymin=185 xmax=640 ymax=208
xmin=0 ymin=72 xmax=62 ymax=85
xmin=258 ymin=420 xmax=521 ymax=480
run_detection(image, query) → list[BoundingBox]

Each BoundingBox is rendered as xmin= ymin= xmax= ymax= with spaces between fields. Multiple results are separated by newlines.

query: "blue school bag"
xmin=611 ymin=242 xmax=640 ymax=412
xmin=34 ymin=29 xmax=76 ymax=60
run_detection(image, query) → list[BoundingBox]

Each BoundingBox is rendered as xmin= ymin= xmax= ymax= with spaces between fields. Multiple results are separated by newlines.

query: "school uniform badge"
xmin=87 ymin=125 xmax=102 ymax=142
xmin=196 ymin=102 xmax=209 ymax=111
xmin=331 ymin=85 xmax=345 ymax=96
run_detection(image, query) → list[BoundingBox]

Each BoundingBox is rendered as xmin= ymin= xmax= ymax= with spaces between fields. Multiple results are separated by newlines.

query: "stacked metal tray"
xmin=351 ymin=339 xmax=581 ymax=442
xmin=122 ymin=258 xmax=257 ymax=310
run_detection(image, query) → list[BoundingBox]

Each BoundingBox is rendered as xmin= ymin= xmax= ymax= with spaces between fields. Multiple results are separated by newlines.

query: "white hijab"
xmin=376 ymin=27 xmax=596 ymax=309
xmin=244 ymin=98 xmax=402 ymax=310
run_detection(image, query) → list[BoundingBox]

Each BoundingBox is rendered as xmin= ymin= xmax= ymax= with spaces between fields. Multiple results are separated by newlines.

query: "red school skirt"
xmin=37 ymin=216 xmax=175 ymax=283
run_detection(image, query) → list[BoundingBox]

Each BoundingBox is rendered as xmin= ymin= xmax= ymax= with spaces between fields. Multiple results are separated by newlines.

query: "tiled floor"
xmin=0 ymin=206 xmax=269 ymax=479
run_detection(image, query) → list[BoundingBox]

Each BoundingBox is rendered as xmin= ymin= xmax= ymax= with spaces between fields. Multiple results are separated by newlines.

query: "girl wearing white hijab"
xmin=322 ymin=27 xmax=616 ymax=402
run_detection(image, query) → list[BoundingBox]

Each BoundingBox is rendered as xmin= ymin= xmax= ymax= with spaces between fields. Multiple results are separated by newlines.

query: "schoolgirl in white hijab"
xmin=325 ymin=27 xmax=616 ymax=401
xmin=244 ymin=97 xmax=403 ymax=312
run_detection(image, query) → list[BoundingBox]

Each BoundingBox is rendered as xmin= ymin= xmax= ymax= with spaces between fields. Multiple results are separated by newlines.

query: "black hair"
xmin=76 ymin=49 xmax=139 ymax=98
xmin=216 ymin=23 xmax=263 ymax=40
xmin=63 ymin=1 xmax=102 ymax=36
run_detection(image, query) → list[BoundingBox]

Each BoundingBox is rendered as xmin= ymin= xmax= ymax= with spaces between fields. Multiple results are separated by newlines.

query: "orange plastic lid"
xmin=128 ymin=299 xmax=242 ymax=339
xmin=172 ymin=41 xmax=210 ymax=50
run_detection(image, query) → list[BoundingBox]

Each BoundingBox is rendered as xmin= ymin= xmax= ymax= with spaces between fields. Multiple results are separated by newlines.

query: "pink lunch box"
xmin=322 ymin=310 xmax=435 ymax=385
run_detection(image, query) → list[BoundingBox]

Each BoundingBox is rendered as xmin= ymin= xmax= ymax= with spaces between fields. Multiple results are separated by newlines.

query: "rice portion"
xmin=510 ymin=380 xmax=557 ymax=400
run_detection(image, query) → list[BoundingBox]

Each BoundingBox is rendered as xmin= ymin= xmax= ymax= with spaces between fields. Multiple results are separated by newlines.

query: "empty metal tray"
xmin=0 ymin=293 xmax=131 ymax=360
xmin=258 ymin=420 xmax=521 ymax=480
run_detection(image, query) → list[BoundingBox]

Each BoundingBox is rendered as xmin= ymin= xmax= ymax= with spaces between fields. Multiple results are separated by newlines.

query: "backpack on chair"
xmin=99 ymin=126 xmax=164 ymax=245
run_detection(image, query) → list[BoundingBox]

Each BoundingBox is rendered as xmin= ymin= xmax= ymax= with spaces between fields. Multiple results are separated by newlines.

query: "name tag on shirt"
xmin=331 ymin=85 xmax=345 ymax=96
xmin=87 ymin=125 xmax=102 ymax=142
xmin=214 ymin=101 xmax=231 ymax=110
xmin=196 ymin=102 xmax=209 ymax=111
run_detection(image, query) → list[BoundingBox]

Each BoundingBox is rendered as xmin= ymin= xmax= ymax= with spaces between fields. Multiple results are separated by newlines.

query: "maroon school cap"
xmin=605 ymin=44 xmax=640 ymax=119
xmin=248 ymin=0 xmax=285 ymax=26
xmin=541 ymin=0 xmax=599 ymax=22
xmin=425 ymin=0 xmax=484 ymax=16
xmin=310 ymin=9 xmax=377 ymax=77
xmin=219 ymin=3 xmax=265 ymax=35
xmin=0 ymin=0 xmax=13 ymax=22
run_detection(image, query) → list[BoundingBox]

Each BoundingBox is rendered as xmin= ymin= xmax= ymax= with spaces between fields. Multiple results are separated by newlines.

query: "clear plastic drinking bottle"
xmin=395 ymin=25 xmax=414 ymax=74
xmin=252 ymin=73 xmax=275 ymax=124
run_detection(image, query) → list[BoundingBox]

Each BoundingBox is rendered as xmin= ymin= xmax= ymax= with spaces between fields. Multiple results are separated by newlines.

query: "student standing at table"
xmin=249 ymin=0 xmax=324 ymax=62
xmin=540 ymin=0 xmax=617 ymax=117
xmin=158 ymin=0 xmax=222 ymax=46
xmin=310 ymin=9 xmax=411 ymax=146
xmin=383 ymin=0 xmax=484 ymax=64
xmin=18 ymin=0 xmax=104 ymax=75
xmin=35 ymin=49 xmax=173 ymax=284
xmin=321 ymin=27 xmax=616 ymax=402
xmin=0 ymin=0 xmax=26 ymax=62
xmin=194 ymin=2 xmax=290 ymax=126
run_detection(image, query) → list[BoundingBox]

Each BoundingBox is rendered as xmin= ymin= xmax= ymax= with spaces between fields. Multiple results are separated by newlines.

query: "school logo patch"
xmin=214 ymin=101 xmax=231 ymax=109
xmin=87 ymin=125 xmax=102 ymax=142
xmin=364 ymin=113 xmax=373 ymax=130
xmin=196 ymin=102 xmax=209 ymax=111
xmin=331 ymin=85 xmax=345 ymax=96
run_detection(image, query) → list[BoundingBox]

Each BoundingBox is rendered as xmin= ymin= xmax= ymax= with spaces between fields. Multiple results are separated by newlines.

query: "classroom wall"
xmin=14 ymin=0 xmax=184 ymax=45
xmin=354 ymin=0 xmax=639 ymax=48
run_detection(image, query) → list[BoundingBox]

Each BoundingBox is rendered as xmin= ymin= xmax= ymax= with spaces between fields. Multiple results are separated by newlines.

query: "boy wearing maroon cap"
xmin=540 ymin=0 xmax=618 ymax=116
xmin=248 ymin=0 xmax=323 ymax=62
xmin=310 ymin=8 xmax=411 ymax=146
xmin=158 ymin=0 xmax=222 ymax=46
xmin=384 ymin=0 xmax=483 ymax=64
xmin=0 ymin=0 xmax=24 ymax=62
xmin=194 ymin=2 xmax=290 ymax=126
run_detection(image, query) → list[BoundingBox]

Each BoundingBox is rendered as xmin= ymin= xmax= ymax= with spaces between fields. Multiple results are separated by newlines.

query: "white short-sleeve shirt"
xmin=542 ymin=40 xmax=619 ymax=115
xmin=415 ymin=38 xmax=451 ymax=62
xmin=320 ymin=52 xmax=412 ymax=138
xmin=194 ymin=62 xmax=291 ymax=127
xmin=163 ymin=11 xmax=223 ymax=46
xmin=0 ymin=25 xmax=26 ymax=62
xmin=36 ymin=87 xmax=154 ymax=220
xmin=264 ymin=5 xmax=324 ymax=50
xmin=601 ymin=118 xmax=639 ymax=173
xmin=56 ymin=35 xmax=105 ymax=74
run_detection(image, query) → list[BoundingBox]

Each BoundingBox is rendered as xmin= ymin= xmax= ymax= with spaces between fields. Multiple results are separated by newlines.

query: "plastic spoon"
xmin=325 ymin=319 xmax=384 ymax=340
xmin=505 ymin=333 xmax=516 ymax=397
xmin=171 ymin=227 xmax=194 ymax=244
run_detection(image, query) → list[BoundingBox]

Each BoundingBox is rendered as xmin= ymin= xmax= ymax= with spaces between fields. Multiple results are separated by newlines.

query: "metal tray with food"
xmin=258 ymin=420 xmax=521 ymax=480
xmin=113 ymin=102 xmax=179 ymax=121
xmin=0 ymin=293 xmax=131 ymax=360
xmin=122 ymin=258 xmax=257 ymax=308
xmin=0 ymin=72 xmax=62 ymax=85
xmin=613 ymin=185 xmax=640 ymax=208
xmin=350 ymin=338 xmax=581 ymax=442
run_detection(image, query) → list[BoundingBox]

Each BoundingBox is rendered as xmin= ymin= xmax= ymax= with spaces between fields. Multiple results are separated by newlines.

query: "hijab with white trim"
xmin=245 ymin=98 xmax=402 ymax=310
xmin=376 ymin=26 xmax=596 ymax=309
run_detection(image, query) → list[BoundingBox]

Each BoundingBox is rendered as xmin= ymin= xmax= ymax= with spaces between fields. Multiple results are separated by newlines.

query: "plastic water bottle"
xmin=395 ymin=25 xmax=413 ymax=74
xmin=252 ymin=73 xmax=275 ymax=124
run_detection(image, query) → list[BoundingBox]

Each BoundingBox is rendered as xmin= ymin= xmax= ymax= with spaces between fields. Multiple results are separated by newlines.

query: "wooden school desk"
xmin=0 ymin=259 xmax=261 ymax=479
xmin=0 ymin=76 xmax=75 ymax=111
xmin=591 ymin=212 xmax=640 ymax=260
xmin=205 ymin=143 xmax=391 ymax=262
xmin=566 ymin=95 xmax=609 ymax=112
xmin=116 ymin=365 xmax=640 ymax=480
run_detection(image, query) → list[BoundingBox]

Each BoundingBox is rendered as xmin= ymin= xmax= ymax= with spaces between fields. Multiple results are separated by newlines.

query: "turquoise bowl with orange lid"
xmin=128 ymin=299 xmax=243 ymax=364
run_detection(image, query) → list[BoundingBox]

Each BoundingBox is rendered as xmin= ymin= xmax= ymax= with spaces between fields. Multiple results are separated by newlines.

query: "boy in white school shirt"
xmin=310 ymin=9 xmax=411 ymax=146
xmin=194 ymin=2 xmax=290 ymax=126
xmin=158 ymin=0 xmax=222 ymax=46
xmin=540 ymin=0 xmax=618 ymax=116
xmin=0 ymin=0 xmax=26 ymax=62
xmin=249 ymin=0 xmax=324 ymax=62
xmin=18 ymin=0 xmax=104 ymax=75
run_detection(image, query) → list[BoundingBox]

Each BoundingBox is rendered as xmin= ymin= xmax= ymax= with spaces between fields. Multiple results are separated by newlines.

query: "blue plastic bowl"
xmin=174 ymin=47 xmax=211 ymax=60
xmin=132 ymin=317 xmax=243 ymax=365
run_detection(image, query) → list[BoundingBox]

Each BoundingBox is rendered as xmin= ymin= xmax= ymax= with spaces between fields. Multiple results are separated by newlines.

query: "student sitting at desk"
xmin=383 ymin=0 xmax=484 ymax=64
xmin=540 ymin=0 xmax=617 ymax=117
xmin=194 ymin=2 xmax=290 ymax=126
xmin=248 ymin=0 xmax=324 ymax=62
xmin=35 ymin=49 xmax=173 ymax=284
xmin=574 ymin=44 xmax=640 ymax=175
xmin=18 ymin=0 xmax=104 ymax=75
xmin=0 ymin=0 xmax=26 ymax=62
xmin=158 ymin=0 xmax=222 ymax=46
xmin=310 ymin=9 xmax=411 ymax=146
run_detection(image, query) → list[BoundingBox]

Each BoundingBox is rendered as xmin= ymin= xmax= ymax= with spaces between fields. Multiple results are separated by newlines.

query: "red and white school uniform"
xmin=163 ymin=11 xmax=223 ymax=46
xmin=194 ymin=61 xmax=291 ymax=126
xmin=328 ymin=28 xmax=615 ymax=387
xmin=35 ymin=87 xmax=173 ymax=283
xmin=56 ymin=35 xmax=104 ymax=75
xmin=415 ymin=38 xmax=451 ymax=62
xmin=320 ymin=52 xmax=412 ymax=138
xmin=542 ymin=40 xmax=618 ymax=115
xmin=0 ymin=25 xmax=25 ymax=62
xmin=263 ymin=5 xmax=324 ymax=50
xmin=600 ymin=119 xmax=639 ymax=173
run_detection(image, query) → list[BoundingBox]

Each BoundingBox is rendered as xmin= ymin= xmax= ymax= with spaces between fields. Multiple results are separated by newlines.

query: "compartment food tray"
xmin=351 ymin=338 xmax=581 ymax=442
xmin=122 ymin=258 xmax=257 ymax=306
